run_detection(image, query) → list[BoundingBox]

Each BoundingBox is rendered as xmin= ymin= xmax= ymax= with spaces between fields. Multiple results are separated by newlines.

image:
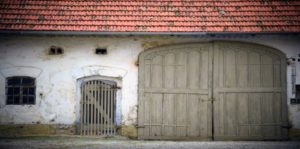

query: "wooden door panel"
xmin=138 ymin=44 xmax=213 ymax=140
xmin=213 ymin=42 xmax=288 ymax=140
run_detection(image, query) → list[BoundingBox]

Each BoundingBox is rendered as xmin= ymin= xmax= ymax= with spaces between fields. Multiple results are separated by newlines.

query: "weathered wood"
xmin=103 ymin=83 xmax=107 ymax=135
xmin=96 ymin=81 xmax=100 ymax=136
xmin=138 ymin=44 xmax=213 ymax=140
xmin=138 ymin=42 xmax=287 ymax=140
xmin=100 ymin=81 xmax=104 ymax=135
xmin=213 ymin=41 xmax=287 ymax=140
xmin=87 ymin=81 xmax=90 ymax=136
xmin=80 ymin=80 xmax=117 ymax=136
xmin=144 ymin=88 xmax=209 ymax=94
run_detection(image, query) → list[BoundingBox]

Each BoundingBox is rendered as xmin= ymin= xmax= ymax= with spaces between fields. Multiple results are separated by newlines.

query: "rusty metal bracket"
xmin=112 ymin=86 xmax=122 ymax=89
xmin=281 ymin=125 xmax=292 ymax=129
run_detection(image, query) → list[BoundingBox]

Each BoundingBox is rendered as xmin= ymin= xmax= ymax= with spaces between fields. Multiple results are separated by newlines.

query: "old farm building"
xmin=0 ymin=0 xmax=299 ymax=140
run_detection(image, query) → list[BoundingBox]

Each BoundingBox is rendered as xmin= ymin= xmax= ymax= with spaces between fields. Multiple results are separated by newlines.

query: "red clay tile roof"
xmin=0 ymin=0 xmax=299 ymax=32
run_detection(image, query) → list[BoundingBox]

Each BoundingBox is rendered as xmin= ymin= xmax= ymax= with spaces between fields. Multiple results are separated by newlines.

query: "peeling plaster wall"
xmin=0 ymin=34 xmax=299 ymax=130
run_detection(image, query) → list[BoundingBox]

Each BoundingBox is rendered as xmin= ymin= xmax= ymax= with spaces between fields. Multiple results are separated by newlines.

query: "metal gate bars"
xmin=80 ymin=80 xmax=117 ymax=136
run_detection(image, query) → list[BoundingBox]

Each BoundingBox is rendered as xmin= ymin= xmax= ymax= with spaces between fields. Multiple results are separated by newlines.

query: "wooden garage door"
xmin=138 ymin=42 xmax=288 ymax=140
xmin=213 ymin=42 xmax=288 ymax=140
xmin=138 ymin=43 xmax=213 ymax=140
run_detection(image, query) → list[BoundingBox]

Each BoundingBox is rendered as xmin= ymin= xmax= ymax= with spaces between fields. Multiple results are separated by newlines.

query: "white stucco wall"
xmin=0 ymin=34 xmax=299 ymax=128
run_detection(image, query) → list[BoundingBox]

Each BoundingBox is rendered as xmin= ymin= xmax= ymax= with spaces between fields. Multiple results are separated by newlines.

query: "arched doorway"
xmin=80 ymin=79 xmax=117 ymax=136
xmin=137 ymin=41 xmax=288 ymax=140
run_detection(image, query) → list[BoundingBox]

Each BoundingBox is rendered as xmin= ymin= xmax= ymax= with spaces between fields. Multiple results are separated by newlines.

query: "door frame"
xmin=76 ymin=76 xmax=123 ymax=135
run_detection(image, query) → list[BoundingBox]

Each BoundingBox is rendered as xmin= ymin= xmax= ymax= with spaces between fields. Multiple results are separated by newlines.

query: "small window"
xmin=6 ymin=76 xmax=35 ymax=105
xmin=49 ymin=46 xmax=64 ymax=55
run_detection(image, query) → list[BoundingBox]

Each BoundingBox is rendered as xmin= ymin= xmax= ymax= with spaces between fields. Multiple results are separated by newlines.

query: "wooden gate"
xmin=213 ymin=42 xmax=288 ymax=140
xmin=138 ymin=44 xmax=213 ymax=140
xmin=138 ymin=42 xmax=288 ymax=140
xmin=80 ymin=80 xmax=117 ymax=136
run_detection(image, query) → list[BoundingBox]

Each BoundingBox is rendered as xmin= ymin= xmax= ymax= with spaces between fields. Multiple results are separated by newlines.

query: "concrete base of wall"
xmin=2 ymin=124 xmax=297 ymax=141
xmin=289 ymin=128 xmax=300 ymax=141
xmin=118 ymin=125 xmax=137 ymax=139
xmin=0 ymin=124 xmax=76 ymax=136
xmin=0 ymin=124 xmax=137 ymax=139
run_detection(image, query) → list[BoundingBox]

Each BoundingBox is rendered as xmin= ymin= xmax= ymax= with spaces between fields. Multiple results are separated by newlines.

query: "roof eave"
xmin=0 ymin=30 xmax=299 ymax=36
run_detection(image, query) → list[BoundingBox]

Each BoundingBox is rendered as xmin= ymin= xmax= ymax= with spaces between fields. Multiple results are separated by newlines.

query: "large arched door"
xmin=138 ymin=41 xmax=288 ymax=140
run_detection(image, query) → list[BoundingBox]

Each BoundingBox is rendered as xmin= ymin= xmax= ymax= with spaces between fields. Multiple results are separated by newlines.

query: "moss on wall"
xmin=118 ymin=125 xmax=137 ymax=139
xmin=289 ymin=128 xmax=300 ymax=141
xmin=0 ymin=124 xmax=75 ymax=137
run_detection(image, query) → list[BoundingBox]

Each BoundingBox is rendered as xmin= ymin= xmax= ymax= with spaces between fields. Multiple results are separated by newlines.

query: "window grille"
xmin=6 ymin=76 xmax=35 ymax=105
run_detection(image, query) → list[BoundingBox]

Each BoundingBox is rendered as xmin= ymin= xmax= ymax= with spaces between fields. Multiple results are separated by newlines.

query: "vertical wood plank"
xmin=87 ymin=81 xmax=90 ymax=136
xmin=207 ymin=45 xmax=213 ymax=138
xmin=225 ymin=93 xmax=237 ymax=136
xmin=151 ymin=56 xmax=163 ymax=88
xmin=199 ymin=95 xmax=208 ymax=137
xmin=110 ymin=84 xmax=113 ymax=135
xmin=164 ymin=53 xmax=175 ymax=89
xmin=249 ymin=52 xmax=261 ymax=87
xmin=97 ymin=81 xmax=100 ymax=136
xmin=99 ymin=81 xmax=104 ymax=135
xmin=261 ymin=55 xmax=273 ymax=87
xmin=80 ymin=84 xmax=83 ymax=135
xmin=237 ymin=51 xmax=248 ymax=88
xmin=225 ymin=49 xmax=236 ymax=88
xmin=113 ymin=86 xmax=117 ymax=135
xmin=262 ymin=93 xmax=275 ymax=136
xmin=213 ymin=43 xmax=220 ymax=137
xmin=188 ymin=51 xmax=200 ymax=89
xmin=144 ymin=93 xmax=151 ymax=136
xmin=150 ymin=94 xmax=163 ymax=136
xmin=237 ymin=93 xmax=248 ymax=136
xmin=84 ymin=83 xmax=87 ymax=135
xmin=274 ymin=93 xmax=281 ymax=137
xmin=176 ymin=94 xmax=186 ymax=137
xmin=200 ymin=49 xmax=209 ymax=89
xmin=138 ymin=91 xmax=144 ymax=137
xmin=107 ymin=83 xmax=111 ymax=135
xmin=187 ymin=94 xmax=200 ymax=136
xmin=163 ymin=94 xmax=175 ymax=136
xmin=145 ymin=63 xmax=151 ymax=88
xmin=92 ymin=81 xmax=95 ymax=136
xmin=175 ymin=52 xmax=187 ymax=88
xmin=103 ymin=83 xmax=107 ymax=135
xmin=249 ymin=93 xmax=261 ymax=136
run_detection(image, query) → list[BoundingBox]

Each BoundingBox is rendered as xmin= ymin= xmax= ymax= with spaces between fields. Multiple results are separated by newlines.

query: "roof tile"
xmin=0 ymin=0 xmax=299 ymax=32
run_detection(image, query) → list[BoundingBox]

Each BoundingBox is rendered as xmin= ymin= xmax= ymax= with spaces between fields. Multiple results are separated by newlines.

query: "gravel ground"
xmin=0 ymin=136 xmax=299 ymax=149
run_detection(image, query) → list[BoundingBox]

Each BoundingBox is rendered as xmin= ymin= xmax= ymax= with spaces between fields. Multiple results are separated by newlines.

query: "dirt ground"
xmin=0 ymin=136 xmax=299 ymax=149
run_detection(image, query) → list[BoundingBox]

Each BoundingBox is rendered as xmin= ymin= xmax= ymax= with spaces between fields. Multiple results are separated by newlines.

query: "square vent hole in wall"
xmin=95 ymin=48 xmax=107 ymax=55
xmin=291 ymin=85 xmax=300 ymax=104
xmin=49 ymin=46 xmax=64 ymax=55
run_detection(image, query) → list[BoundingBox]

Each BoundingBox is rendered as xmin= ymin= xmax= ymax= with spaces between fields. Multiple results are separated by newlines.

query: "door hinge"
xmin=201 ymin=98 xmax=215 ymax=102
xmin=281 ymin=125 xmax=292 ymax=129
xmin=112 ymin=86 xmax=122 ymax=89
